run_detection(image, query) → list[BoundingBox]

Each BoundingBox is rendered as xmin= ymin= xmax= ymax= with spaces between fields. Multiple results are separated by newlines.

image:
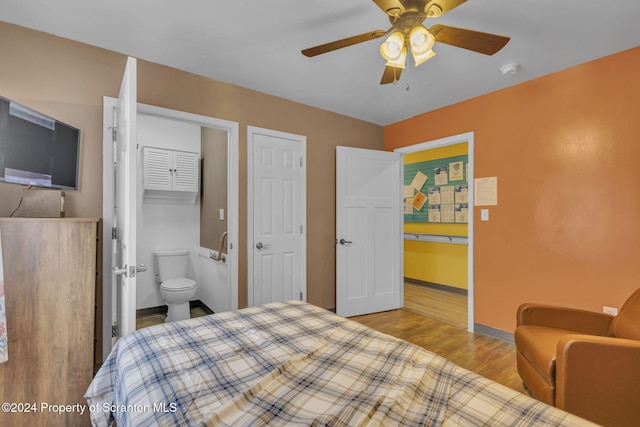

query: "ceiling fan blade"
xmin=301 ymin=30 xmax=388 ymax=57
xmin=380 ymin=65 xmax=403 ymax=85
xmin=372 ymin=0 xmax=406 ymax=17
xmin=424 ymin=0 xmax=468 ymax=17
xmin=429 ymin=24 xmax=510 ymax=55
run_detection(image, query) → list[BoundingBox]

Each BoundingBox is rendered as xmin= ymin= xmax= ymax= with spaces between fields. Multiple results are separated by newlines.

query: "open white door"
xmin=112 ymin=57 xmax=138 ymax=338
xmin=336 ymin=146 xmax=403 ymax=317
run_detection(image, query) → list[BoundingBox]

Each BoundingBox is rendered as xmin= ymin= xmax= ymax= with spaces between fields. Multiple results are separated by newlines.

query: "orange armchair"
xmin=515 ymin=288 xmax=640 ymax=427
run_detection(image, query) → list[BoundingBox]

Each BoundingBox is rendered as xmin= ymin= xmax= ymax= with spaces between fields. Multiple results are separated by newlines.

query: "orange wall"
xmin=385 ymin=47 xmax=640 ymax=333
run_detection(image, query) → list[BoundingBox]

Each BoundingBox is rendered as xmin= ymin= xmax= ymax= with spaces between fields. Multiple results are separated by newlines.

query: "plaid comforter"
xmin=85 ymin=301 xmax=596 ymax=426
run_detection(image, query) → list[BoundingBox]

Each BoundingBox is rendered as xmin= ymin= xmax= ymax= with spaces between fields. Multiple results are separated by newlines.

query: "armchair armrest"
xmin=517 ymin=303 xmax=613 ymax=335
xmin=556 ymin=335 xmax=640 ymax=427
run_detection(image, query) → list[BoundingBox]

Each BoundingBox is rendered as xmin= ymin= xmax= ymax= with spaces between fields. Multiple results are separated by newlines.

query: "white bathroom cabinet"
xmin=142 ymin=146 xmax=199 ymax=203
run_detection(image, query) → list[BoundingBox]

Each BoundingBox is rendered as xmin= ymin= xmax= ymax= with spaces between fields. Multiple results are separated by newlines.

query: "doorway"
xmin=102 ymin=98 xmax=239 ymax=359
xmin=395 ymin=132 xmax=475 ymax=332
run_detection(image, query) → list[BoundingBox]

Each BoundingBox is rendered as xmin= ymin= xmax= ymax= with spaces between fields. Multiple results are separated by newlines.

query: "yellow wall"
xmin=404 ymin=143 xmax=468 ymax=289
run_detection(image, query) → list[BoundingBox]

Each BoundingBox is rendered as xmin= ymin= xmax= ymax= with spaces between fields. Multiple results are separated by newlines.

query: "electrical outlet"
xmin=481 ymin=209 xmax=489 ymax=221
xmin=603 ymin=306 xmax=618 ymax=316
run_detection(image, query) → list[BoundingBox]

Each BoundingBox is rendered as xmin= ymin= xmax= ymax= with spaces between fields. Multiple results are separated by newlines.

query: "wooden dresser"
xmin=0 ymin=218 xmax=98 ymax=426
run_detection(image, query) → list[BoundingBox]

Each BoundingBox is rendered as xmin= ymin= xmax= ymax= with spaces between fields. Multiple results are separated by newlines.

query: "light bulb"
xmin=380 ymin=31 xmax=406 ymax=61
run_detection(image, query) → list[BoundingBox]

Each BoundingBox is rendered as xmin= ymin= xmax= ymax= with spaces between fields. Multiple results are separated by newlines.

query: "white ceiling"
xmin=2 ymin=0 xmax=639 ymax=125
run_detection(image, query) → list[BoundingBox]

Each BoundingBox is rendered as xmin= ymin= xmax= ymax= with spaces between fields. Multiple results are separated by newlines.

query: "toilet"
xmin=153 ymin=249 xmax=197 ymax=322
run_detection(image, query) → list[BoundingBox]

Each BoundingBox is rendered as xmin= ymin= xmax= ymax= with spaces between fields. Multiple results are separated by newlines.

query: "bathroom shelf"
xmin=142 ymin=146 xmax=199 ymax=203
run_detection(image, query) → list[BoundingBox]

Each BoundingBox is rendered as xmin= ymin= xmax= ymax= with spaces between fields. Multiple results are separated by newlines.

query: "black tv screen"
xmin=0 ymin=96 xmax=80 ymax=191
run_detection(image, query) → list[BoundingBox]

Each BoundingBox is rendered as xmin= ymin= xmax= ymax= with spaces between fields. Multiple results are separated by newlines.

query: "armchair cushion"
xmin=515 ymin=325 xmax=577 ymax=385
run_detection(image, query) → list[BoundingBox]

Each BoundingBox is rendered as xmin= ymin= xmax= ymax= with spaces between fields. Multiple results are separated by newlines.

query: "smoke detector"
xmin=500 ymin=62 xmax=520 ymax=75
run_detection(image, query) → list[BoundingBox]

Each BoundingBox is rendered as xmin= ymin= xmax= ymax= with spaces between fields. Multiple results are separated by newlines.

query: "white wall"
xmin=136 ymin=114 xmax=201 ymax=309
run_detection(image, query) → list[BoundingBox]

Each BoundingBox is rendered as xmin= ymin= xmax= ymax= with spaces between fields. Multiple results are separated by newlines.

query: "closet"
xmin=0 ymin=218 xmax=98 ymax=426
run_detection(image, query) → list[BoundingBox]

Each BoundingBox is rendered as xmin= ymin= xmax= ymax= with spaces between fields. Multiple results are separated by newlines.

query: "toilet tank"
xmin=153 ymin=249 xmax=190 ymax=283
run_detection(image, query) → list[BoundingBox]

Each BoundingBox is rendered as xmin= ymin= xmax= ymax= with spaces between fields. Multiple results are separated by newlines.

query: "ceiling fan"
xmin=301 ymin=0 xmax=510 ymax=84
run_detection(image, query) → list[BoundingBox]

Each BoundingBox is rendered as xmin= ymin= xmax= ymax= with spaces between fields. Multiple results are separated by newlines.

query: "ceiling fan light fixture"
xmin=409 ymin=26 xmax=434 ymax=54
xmin=385 ymin=46 xmax=407 ymax=69
xmin=380 ymin=31 xmax=405 ymax=61
xmin=409 ymin=26 xmax=436 ymax=66
xmin=412 ymin=48 xmax=436 ymax=66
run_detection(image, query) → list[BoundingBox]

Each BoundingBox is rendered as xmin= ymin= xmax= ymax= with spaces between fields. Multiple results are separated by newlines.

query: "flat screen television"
xmin=0 ymin=96 xmax=80 ymax=191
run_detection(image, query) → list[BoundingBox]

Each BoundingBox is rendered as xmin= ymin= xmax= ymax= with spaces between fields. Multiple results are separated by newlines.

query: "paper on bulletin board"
xmin=0 ymin=231 xmax=7 ymax=364
xmin=410 ymin=171 xmax=428 ymax=191
xmin=449 ymin=161 xmax=464 ymax=181
xmin=404 ymin=185 xmax=414 ymax=198
xmin=455 ymin=204 xmax=469 ymax=223
xmin=434 ymin=166 xmax=448 ymax=185
xmin=428 ymin=205 xmax=441 ymax=222
xmin=411 ymin=191 xmax=427 ymax=211
xmin=404 ymin=198 xmax=413 ymax=214
xmin=441 ymin=204 xmax=455 ymax=223
xmin=440 ymin=185 xmax=455 ymax=204
xmin=427 ymin=187 xmax=441 ymax=205
xmin=454 ymin=184 xmax=468 ymax=204
xmin=474 ymin=176 xmax=498 ymax=206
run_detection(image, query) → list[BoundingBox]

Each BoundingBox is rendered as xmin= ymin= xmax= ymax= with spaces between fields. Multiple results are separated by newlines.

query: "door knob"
xmin=256 ymin=242 xmax=269 ymax=250
xmin=338 ymin=238 xmax=352 ymax=245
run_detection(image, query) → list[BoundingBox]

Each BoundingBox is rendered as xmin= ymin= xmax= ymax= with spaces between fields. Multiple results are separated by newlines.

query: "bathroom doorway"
xmin=102 ymin=98 xmax=239 ymax=358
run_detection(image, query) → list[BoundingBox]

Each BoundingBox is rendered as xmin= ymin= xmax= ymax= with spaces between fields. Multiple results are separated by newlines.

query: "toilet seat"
xmin=161 ymin=278 xmax=196 ymax=292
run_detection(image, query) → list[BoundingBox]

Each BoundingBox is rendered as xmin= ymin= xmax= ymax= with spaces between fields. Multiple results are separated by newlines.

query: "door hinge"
xmin=300 ymin=224 xmax=303 ymax=234
xmin=300 ymin=291 xmax=303 ymax=301
xmin=112 ymin=227 xmax=117 ymax=240
xmin=111 ymin=106 xmax=118 ymax=143
xmin=300 ymin=157 xmax=303 ymax=167
xmin=111 ymin=322 xmax=119 ymax=337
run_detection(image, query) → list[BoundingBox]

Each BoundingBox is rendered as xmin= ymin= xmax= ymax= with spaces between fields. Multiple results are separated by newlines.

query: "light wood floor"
xmin=403 ymin=281 xmax=467 ymax=329
xmin=351 ymin=283 xmax=526 ymax=395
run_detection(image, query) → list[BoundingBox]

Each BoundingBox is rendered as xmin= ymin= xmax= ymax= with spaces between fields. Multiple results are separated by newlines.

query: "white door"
xmin=113 ymin=57 xmax=138 ymax=337
xmin=336 ymin=146 xmax=403 ymax=317
xmin=248 ymin=126 xmax=306 ymax=306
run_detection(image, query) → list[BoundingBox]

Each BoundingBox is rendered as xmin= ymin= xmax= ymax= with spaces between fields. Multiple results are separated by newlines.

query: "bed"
xmin=85 ymin=301 xmax=596 ymax=426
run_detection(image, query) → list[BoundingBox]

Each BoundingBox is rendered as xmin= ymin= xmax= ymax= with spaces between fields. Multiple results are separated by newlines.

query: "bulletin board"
xmin=404 ymin=154 xmax=468 ymax=223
